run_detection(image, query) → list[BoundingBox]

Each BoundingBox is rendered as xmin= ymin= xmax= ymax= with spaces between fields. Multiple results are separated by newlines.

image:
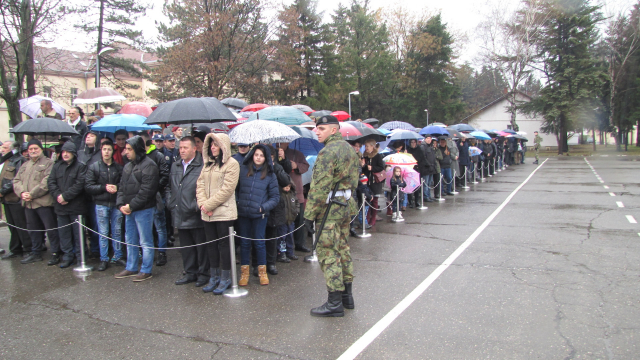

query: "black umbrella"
xmin=10 ymin=118 xmax=79 ymax=136
xmin=221 ymin=97 xmax=249 ymax=110
xmin=310 ymin=110 xmax=332 ymax=118
xmin=145 ymin=97 xmax=237 ymax=125
xmin=445 ymin=127 xmax=463 ymax=138
xmin=344 ymin=121 xmax=387 ymax=142
xmin=363 ymin=118 xmax=379 ymax=127
xmin=193 ymin=122 xmax=230 ymax=133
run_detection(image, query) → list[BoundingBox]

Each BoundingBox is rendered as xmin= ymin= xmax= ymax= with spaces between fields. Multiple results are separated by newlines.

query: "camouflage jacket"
xmin=534 ymin=134 xmax=543 ymax=147
xmin=304 ymin=132 xmax=359 ymax=221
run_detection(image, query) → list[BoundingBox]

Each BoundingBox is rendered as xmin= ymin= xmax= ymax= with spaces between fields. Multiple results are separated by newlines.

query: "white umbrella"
xmin=516 ymin=131 xmax=527 ymax=136
xmin=19 ymin=95 xmax=66 ymax=119
xmin=73 ymin=87 xmax=126 ymax=104
xmin=229 ymin=120 xmax=301 ymax=144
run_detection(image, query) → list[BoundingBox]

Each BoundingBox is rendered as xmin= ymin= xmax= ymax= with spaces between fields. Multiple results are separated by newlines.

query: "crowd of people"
xmin=0 ymin=100 xmax=537 ymax=301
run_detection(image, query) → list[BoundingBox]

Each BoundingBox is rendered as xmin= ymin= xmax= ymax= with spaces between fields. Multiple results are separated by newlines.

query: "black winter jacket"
xmin=407 ymin=145 xmax=429 ymax=176
xmin=77 ymin=146 xmax=101 ymax=168
xmin=168 ymin=153 xmax=204 ymax=229
xmin=362 ymin=152 xmax=385 ymax=195
xmin=116 ymin=136 xmax=159 ymax=212
xmin=146 ymin=147 xmax=170 ymax=195
xmin=236 ymin=144 xmax=280 ymax=219
xmin=0 ymin=151 xmax=25 ymax=204
xmin=420 ymin=143 xmax=439 ymax=175
xmin=85 ymin=159 xmax=123 ymax=207
xmin=457 ymin=141 xmax=470 ymax=166
xmin=47 ymin=142 xmax=87 ymax=215
xmin=437 ymin=145 xmax=452 ymax=169
xmin=267 ymin=187 xmax=299 ymax=228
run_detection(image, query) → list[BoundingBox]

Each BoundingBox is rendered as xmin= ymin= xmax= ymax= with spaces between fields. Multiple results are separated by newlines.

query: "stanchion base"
xmin=355 ymin=232 xmax=372 ymax=238
xmin=416 ymin=205 xmax=429 ymax=210
xmin=435 ymin=198 xmax=445 ymax=202
xmin=451 ymin=191 xmax=459 ymax=195
xmin=461 ymin=186 xmax=471 ymax=189
xmin=73 ymin=265 xmax=93 ymax=276
xmin=391 ymin=217 xmax=405 ymax=223
xmin=223 ymin=286 xmax=248 ymax=298
xmin=304 ymin=254 xmax=318 ymax=262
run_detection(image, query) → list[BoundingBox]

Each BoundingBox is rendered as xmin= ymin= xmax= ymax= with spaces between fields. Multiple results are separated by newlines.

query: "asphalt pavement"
xmin=0 ymin=155 xmax=638 ymax=359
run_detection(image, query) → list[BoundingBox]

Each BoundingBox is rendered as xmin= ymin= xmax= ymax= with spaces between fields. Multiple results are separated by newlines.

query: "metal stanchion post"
xmin=451 ymin=170 xmax=459 ymax=195
xmin=392 ymin=186 xmax=404 ymax=222
xmin=73 ymin=215 xmax=93 ymax=277
xmin=461 ymin=165 xmax=470 ymax=189
xmin=481 ymin=161 xmax=486 ymax=181
xmin=304 ymin=223 xmax=318 ymax=262
xmin=497 ymin=157 xmax=501 ymax=172
xmin=487 ymin=159 xmax=493 ymax=177
xmin=436 ymin=173 xmax=445 ymax=201
xmin=223 ymin=226 xmax=248 ymax=297
xmin=471 ymin=164 xmax=479 ymax=184
xmin=417 ymin=179 xmax=428 ymax=210
xmin=355 ymin=193 xmax=371 ymax=238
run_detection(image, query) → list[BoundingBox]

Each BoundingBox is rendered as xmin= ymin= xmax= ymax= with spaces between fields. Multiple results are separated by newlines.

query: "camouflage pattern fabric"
xmin=304 ymin=131 xmax=359 ymax=291
xmin=534 ymin=134 xmax=543 ymax=161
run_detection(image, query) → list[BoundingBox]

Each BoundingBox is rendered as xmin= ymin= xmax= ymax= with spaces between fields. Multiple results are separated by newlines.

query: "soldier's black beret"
xmin=316 ymin=115 xmax=339 ymax=126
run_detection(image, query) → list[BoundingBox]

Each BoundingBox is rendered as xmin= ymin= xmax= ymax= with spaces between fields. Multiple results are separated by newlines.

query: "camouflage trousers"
xmin=535 ymin=147 xmax=539 ymax=161
xmin=316 ymin=219 xmax=354 ymax=292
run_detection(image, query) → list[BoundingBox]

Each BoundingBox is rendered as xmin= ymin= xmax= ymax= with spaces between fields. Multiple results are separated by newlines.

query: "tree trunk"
xmin=7 ymin=97 xmax=23 ymax=130
xmin=592 ymin=127 xmax=596 ymax=152
xmin=636 ymin=119 xmax=640 ymax=146
xmin=21 ymin=0 xmax=35 ymax=97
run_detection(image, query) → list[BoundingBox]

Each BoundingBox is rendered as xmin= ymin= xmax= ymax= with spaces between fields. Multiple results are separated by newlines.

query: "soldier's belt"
xmin=326 ymin=190 xmax=351 ymax=204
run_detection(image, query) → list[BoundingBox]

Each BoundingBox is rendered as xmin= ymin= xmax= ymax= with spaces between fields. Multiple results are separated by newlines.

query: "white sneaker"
xmin=391 ymin=213 xmax=397 ymax=221
xmin=398 ymin=212 xmax=404 ymax=220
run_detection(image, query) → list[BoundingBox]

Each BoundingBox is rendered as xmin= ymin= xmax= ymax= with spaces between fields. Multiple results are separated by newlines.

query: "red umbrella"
xmin=222 ymin=118 xmax=247 ymax=129
xmin=339 ymin=122 xmax=363 ymax=140
xmin=331 ymin=110 xmax=350 ymax=121
xmin=120 ymin=102 xmax=153 ymax=117
xmin=241 ymin=103 xmax=270 ymax=112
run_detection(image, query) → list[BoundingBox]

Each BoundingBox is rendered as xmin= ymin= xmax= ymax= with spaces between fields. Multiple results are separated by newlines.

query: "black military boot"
xmin=342 ymin=283 xmax=354 ymax=309
xmin=310 ymin=291 xmax=344 ymax=317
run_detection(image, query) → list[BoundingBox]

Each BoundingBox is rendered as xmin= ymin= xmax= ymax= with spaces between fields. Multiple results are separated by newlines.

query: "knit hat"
xmin=27 ymin=138 xmax=43 ymax=150
xmin=359 ymin=174 xmax=368 ymax=184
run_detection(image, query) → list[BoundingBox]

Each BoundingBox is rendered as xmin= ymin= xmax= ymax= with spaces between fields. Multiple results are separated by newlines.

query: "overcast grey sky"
xmin=51 ymin=0 xmax=639 ymax=65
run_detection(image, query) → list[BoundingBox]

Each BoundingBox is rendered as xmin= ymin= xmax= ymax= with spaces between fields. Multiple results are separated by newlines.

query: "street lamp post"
xmin=95 ymin=47 xmax=114 ymax=109
xmin=349 ymin=91 xmax=359 ymax=120
xmin=425 ymin=109 xmax=429 ymax=127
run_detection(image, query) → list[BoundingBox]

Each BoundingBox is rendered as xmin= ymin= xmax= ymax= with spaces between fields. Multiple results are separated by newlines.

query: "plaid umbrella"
xmin=380 ymin=121 xmax=416 ymax=131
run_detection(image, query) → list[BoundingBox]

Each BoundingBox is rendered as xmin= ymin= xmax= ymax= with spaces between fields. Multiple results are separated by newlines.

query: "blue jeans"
xmin=154 ymin=205 xmax=167 ymax=253
xmin=238 ymin=216 xmax=268 ymax=266
xmin=441 ymin=168 xmax=452 ymax=194
xmin=391 ymin=192 xmax=406 ymax=212
xmin=277 ymin=223 xmax=295 ymax=256
xmin=125 ymin=207 xmax=155 ymax=274
xmin=96 ymin=205 xmax=123 ymax=262
xmin=357 ymin=205 xmax=369 ymax=227
xmin=422 ymin=175 xmax=433 ymax=200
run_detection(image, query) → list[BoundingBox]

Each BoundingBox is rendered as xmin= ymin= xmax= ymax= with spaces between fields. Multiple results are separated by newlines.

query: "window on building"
xmin=70 ymin=88 xmax=78 ymax=102
xmin=42 ymin=86 xmax=52 ymax=98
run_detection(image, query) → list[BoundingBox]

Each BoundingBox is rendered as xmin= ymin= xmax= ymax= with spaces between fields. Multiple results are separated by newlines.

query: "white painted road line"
xmin=610 ymin=192 xmax=616 ymax=197
xmin=336 ymin=159 xmax=550 ymax=360
xmin=617 ymin=202 xmax=625 ymax=208
xmin=627 ymin=215 xmax=637 ymax=224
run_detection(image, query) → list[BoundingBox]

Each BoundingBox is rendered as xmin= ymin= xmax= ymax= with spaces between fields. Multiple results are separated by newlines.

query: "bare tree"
xmin=0 ymin=0 xmax=64 ymax=127
xmin=476 ymin=0 xmax=549 ymax=131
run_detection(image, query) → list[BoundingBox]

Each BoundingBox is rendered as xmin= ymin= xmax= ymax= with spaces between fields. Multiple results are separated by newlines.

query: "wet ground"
xmin=0 ymin=155 xmax=638 ymax=359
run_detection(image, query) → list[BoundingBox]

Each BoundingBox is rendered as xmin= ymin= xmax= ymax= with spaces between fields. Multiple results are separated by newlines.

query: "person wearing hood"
xmin=195 ymin=133 xmax=240 ymax=294
xmin=77 ymin=129 xmax=103 ymax=259
xmin=236 ymin=144 xmax=280 ymax=287
xmin=85 ymin=138 xmax=125 ymax=271
xmin=114 ymin=136 xmax=159 ymax=282
xmin=140 ymin=132 xmax=171 ymax=266
xmin=14 ymin=139 xmax=61 ymax=265
xmin=0 ymin=141 xmax=31 ymax=259
xmin=47 ymin=141 xmax=87 ymax=268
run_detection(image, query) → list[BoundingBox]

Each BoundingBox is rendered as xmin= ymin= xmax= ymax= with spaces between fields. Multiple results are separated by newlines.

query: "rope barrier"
xmin=234 ymin=223 xmax=306 ymax=241
xmin=365 ymin=195 xmax=397 ymax=211
xmin=0 ymin=220 xmax=76 ymax=232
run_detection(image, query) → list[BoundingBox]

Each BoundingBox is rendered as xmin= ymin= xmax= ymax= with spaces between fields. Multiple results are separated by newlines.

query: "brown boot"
xmin=258 ymin=265 xmax=269 ymax=285
xmin=238 ymin=265 xmax=250 ymax=286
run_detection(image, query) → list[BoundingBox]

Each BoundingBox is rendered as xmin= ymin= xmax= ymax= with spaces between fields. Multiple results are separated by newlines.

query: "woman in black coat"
xmin=362 ymin=139 xmax=385 ymax=226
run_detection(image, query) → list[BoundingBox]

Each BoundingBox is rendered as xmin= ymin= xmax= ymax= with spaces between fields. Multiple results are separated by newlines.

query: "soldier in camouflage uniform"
xmin=533 ymin=131 xmax=543 ymax=165
xmin=305 ymin=115 xmax=359 ymax=317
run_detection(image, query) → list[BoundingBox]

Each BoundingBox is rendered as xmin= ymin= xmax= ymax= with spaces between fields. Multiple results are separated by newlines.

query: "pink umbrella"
xmin=73 ymin=87 xmax=126 ymax=104
xmin=331 ymin=110 xmax=350 ymax=121
xmin=120 ymin=102 xmax=153 ymax=117
xmin=242 ymin=103 xmax=270 ymax=112
xmin=385 ymin=167 xmax=421 ymax=194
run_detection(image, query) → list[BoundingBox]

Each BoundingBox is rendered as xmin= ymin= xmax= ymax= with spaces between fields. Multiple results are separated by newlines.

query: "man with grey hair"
xmin=38 ymin=99 xmax=62 ymax=119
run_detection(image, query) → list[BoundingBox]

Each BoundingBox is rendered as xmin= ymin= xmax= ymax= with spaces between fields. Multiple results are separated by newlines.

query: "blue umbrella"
xmin=378 ymin=128 xmax=391 ymax=135
xmin=387 ymin=130 xmax=424 ymax=142
xmin=470 ymin=131 xmax=491 ymax=140
xmin=379 ymin=121 xmax=416 ymax=131
xmin=247 ymin=106 xmax=312 ymax=125
xmin=288 ymin=126 xmax=324 ymax=156
xmin=91 ymin=114 xmax=161 ymax=132
xmin=419 ymin=125 xmax=449 ymax=136
xmin=302 ymin=155 xmax=317 ymax=185
xmin=451 ymin=123 xmax=476 ymax=132
xmin=502 ymin=129 xmax=517 ymax=134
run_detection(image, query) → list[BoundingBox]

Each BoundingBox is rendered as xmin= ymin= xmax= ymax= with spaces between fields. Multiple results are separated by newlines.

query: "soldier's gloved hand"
xmin=304 ymin=219 xmax=315 ymax=234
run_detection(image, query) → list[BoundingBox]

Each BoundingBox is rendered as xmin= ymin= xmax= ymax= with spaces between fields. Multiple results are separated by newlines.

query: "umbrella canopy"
xmin=221 ymin=97 xmax=249 ymax=109
xmin=291 ymin=104 xmax=313 ymax=113
xmin=119 ymin=102 xmax=153 ymax=117
xmin=310 ymin=110 xmax=332 ymax=118
xmin=241 ymin=103 xmax=270 ymax=112
xmin=470 ymin=131 xmax=491 ymax=140
xmin=73 ymin=87 xmax=126 ymax=104
xmin=222 ymin=119 xmax=247 ymax=129
xmin=516 ymin=131 xmax=527 ymax=136
xmin=11 ymin=117 xmax=79 ymax=136
xmin=299 ymin=121 xmax=316 ymax=128
xmin=445 ymin=127 xmax=463 ymax=138
xmin=19 ymin=95 xmax=66 ymax=119
xmin=382 ymin=153 xmax=417 ymax=166
xmin=363 ymin=118 xmax=379 ymax=127
xmin=387 ymin=130 xmax=423 ymax=142
xmin=382 ymin=166 xmax=421 ymax=194
xmin=302 ymin=155 xmax=317 ymax=185
xmin=344 ymin=121 xmax=387 ymax=142
xmin=339 ymin=123 xmax=363 ymax=140
xmin=450 ymin=123 xmax=476 ymax=132
xmin=378 ymin=128 xmax=391 ymax=136
xmin=502 ymin=129 xmax=517 ymax=134
xmin=229 ymin=120 xmax=301 ymax=144
xmin=430 ymin=122 xmax=447 ymax=128
xmin=246 ymin=106 xmax=312 ymax=125
xmin=289 ymin=127 xmax=324 ymax=156
xmin=193 ymin=122 xmax=230 ymax=133
xmin=91 ymin=114 xmax=161 ymax=132
xmin=515 ymin=135 xmax=529 ymax=141
xmin=380 ymin=121 xmax=416 ymax=131
xmin=331 ymin=111 xmax=350 ymax=121
xmin=419 ymin=125 xmax=449 ymax=136
xmin=145 ymin=97 xmax=237 ymax=125
xmin=469 ymin=146 xmax=483 ymax=156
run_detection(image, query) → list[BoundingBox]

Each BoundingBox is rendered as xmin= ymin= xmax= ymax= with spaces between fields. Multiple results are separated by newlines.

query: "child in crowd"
xmin=271 ymin=180 xmax=299 ymax=263
xmin=351 ymin=174 xmax=373 ymax=235
xmin=389 ymin=166 xmax=407 ymax=220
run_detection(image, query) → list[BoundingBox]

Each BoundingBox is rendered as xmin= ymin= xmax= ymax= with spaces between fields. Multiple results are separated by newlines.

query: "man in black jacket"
xmin=140 ymin=132 xmax=170 ymax=266
xmin=114 ymin=136 xmax=159 ymax=282
xmin=419 ymin=136 xmax=439 ymax=202
xmin=85 ymin=139 xmax=125 ymax=271
xmin=169 ymin=137 xmax=209 ymax=286
xmin=0 ymin=141 xmax=31 ymax=259
xmin=77 ymin=129 xmax=102 ymax=258
xmin=162 ymin=133 xmax=179 ymax=245
xmin=407 ymin=139 xmax=428 ymax=207
xmin=47 ymin=142 xmax=87 ymax=268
